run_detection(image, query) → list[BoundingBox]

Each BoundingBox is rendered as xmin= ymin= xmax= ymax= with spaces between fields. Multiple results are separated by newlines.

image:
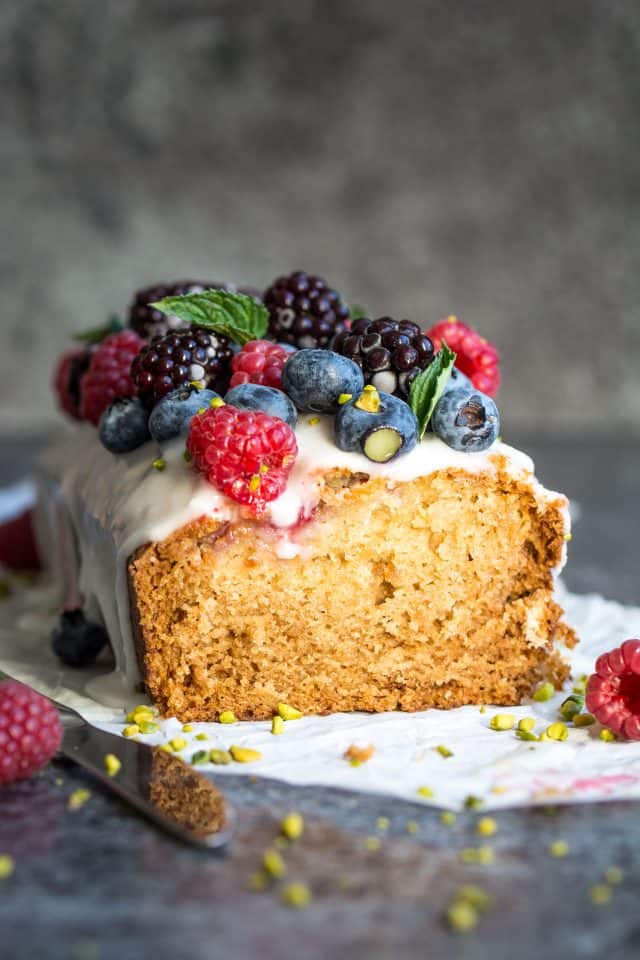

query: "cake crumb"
xmin=344 ymin=743 xmax=375 ymax=763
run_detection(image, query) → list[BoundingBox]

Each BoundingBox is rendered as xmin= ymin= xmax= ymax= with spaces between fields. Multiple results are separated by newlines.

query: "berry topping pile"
xmin=187 ymin=404 xmax=298 ymax=509
xmin=131 ymin=328 xmax=233 ymax=406
xmin=427 ymin=316 xmax=500 ymax=397
xmin=263 ymin=271 xmax=350 ymax=349
xmin=586 ymin=640 xmax=640 ymax=740
xmin=230 ymin=340 xmax=291 ymax=390
xmin=0 ymin=680 xmax=62 ymax=784
xmin=80 ymin=330 xmax=144 ymax=425
xmin=332 ymin=317 xmax=434 ymax=399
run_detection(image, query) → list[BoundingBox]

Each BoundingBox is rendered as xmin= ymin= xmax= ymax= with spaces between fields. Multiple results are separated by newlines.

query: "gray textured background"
xmin=2 ymin=0 xmax=639 ymax=435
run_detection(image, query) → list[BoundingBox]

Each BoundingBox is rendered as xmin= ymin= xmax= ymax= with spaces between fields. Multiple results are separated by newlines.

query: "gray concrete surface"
xmin=1 ymin=1 xmax=639 ymax=435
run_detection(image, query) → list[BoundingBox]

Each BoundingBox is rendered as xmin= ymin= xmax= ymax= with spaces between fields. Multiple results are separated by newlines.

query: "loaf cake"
xmin=44 ymin=275 xmax=576 ymax=721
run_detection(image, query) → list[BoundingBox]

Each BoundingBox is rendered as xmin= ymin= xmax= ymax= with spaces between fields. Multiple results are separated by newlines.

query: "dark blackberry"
xmin=51 ymin=609 xmax=109 ymax=667
xmin=129 ymin=281 xmax=258 ymax=339
xmin=263 ymin=270 xmax=350 ymax=349
xmin=131 ymin=327 xmax=233 ymax=406
xmin=331 ymin=316 xmax=434 ymax=399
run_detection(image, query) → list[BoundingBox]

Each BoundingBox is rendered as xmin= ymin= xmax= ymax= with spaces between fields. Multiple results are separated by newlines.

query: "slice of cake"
xmin=43 ymin=281 xmax=576 ymax=721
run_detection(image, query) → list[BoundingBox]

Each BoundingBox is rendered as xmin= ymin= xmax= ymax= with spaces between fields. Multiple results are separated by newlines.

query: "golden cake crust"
xmin=128 ymin=459 xmax=577 ymax=721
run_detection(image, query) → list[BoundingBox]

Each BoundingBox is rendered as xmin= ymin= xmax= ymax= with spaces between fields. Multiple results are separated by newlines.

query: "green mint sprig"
xmin=73 ymin=315 xmax=124 ymax=344
xmin=150 ymin=289 xmax=269 ymax=345
xmin=409 ymin=341 xmax=457 ymax=439
xmin=348 ymin=303 xmax=368 ymax=320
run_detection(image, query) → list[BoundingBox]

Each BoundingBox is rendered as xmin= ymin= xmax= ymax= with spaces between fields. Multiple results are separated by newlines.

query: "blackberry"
xmin=131 ymin=328 xmax=233 ymax=406
xmin=129 ymin=281 xmax=257 ymax=339
xmin=263 ymin=271 xmax=350 ymax=349
xmin=331 ymin=316 xmax=434 ymax=399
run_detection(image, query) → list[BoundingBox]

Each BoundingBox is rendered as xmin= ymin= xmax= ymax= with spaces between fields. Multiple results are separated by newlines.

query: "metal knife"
xmin=1 ymin=674 xmax=235 ymax=849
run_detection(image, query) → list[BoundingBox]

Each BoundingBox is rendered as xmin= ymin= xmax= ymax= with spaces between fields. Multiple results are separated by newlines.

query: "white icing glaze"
xmin=37 ymin=417 xmax=569 ymax=702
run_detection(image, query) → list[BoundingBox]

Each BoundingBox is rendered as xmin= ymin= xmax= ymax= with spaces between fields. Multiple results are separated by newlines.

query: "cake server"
xmin=0 ymin=671 xmax=235 ymax=849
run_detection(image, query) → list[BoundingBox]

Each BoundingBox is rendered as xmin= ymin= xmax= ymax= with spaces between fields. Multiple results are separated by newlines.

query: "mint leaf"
xmin=409 ymin=341 xmax=457 ymax=439
xmin=349 ymin=303 xmax=368 ymax=320
xmin=150 ymin=289 xmax=269 ymax=345
xmin=73 ymin=315 xmax=123 ymax=344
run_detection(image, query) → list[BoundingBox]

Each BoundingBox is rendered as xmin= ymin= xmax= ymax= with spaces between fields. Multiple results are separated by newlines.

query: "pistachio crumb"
xmin=281 ymin=812 xmax=304 ymax=840
xmin=365 ymin=836 xmax=381 ymax=851
xmin=406 ymin=820 xmax=419 ymax=835
xmin=262 ymin=848 xmax=286 ymax=878
xmin=104 ymin=754 xmax=121 ymax=777
xmin=68 ymin=788 xmax=91 ymax=810
xmin=337 ymin=393 xmax=352 ymax=405
xmin=277 ymin=702 xmax=303 ymax=721
xmin=479 ymin=705 xmax=487 ymax=714
xmin=138 ymin=720 xmax=160 ymax=734
xmin=533 ymin=681 xmax=555 ymax=702
xmin=280 ymin=882 xmax=312 ymax=909
xmin=168 ymin=737 xmax=188 ymax=752
xmin=436 ymin=744 xmax=454 ymax=758
xmin=489 ymin=713 xmax=515 ymax=731
xmin=545 ymin=722 xmax=569 ymax=741
xmin=440 ymin=811 xmax=456 ymax=826
xmin=122 ymin=724 xmax=139 ymax=738
xmin=549 ymin=840 xmax=570 ymax=858
xmin=126 ymin=705 xmax=154 ymax=724
xmin=518 ymin=717 xmax=536 ymax=733
xmin=460 ymin=846 xmax=494 ymax=865
xmin=599 ymin=728 xmax=617 ymax=742
xmin=209 ymin=749 xmax=232 ymax=765
xmin=416 ymin=786 xmax=434 ymax=798
xmin=182 ymin=723 xmax=194 ymax=733
xmin=247 ymin=871 xmax=269 ymax=892
xmin=445 ymin=899 xmax=478 ymax=933
xmin=195 ymin=732 xmax=210 ymax=741
xmin=229 ymin=745 xmax=262 ymax=763
xmin=152 ymin=458 xmax=166 ymax=471
xmin=457 ymin=885 xmax=492 ymax=911
xmin=490 ymin=785 xmax=507 ymax=795
xmin=219 ymin=710 xmax=237 ymax=724
xmin=589 ymin=884 xmax=613 ymax=905
xmin=271 ymin=715 xmax=285 ymax=735
xmin=0 ymin=855 xmax=15 ymax=880
xmin=307 ymin=417 xmax=320 ymax=426
xmin=559 ymin=695 xmax=583 ymax=721
xmin=376 ymin=816 xmax=390 ymax=831
xmin=464 ymin=795 xmax=484 ymax=810
xmin=476 ymin=817 xmax=497 ymax=837
xmin=574 ymin=713 xmax=596 ymax=727
xmin=604 ymin=866 xmax=624 ymax=885
xmin=191 ymin=750 xmax=209 ymax=765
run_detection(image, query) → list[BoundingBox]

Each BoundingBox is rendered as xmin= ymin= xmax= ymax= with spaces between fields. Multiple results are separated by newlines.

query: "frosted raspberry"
xmin=79 ymin=330 xmax=144 ymax=426
xmin=53 ymin=346 xmax=93 ymax=420
xmin=427 ymin=316 xmax=500 ymax=397
xmin=0 ymin=680 xmax=62 ymax=784
xmin=230 ymin=340 xmax=291 ymax=390
xmin=586 ymin=640 xmax=640 ymax=740
xmin=186 ymin=404 xmax=297 ymax=510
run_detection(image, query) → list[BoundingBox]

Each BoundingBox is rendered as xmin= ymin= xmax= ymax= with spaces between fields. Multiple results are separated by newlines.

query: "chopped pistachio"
xmin=277 ymin=703 xmax=303 ymax=721
xmin=354 ymin=385 xmax=381 ymax=413
xmin=281 ymin=812 xmax=304 ymax=840
xmin=490 ymin=785 xmax=507 ymax=795
xmin=280 ymin=882 xmax=312 ymax=908
xmin=122 ymin=724 xmax=139 ymax=738
xmin=262 ymin=848 xmax=286 ymax=878
xmin=218 ymin=710 xmax=237 ymax=724
xmin=152 ymin=458 xmax=166 ymax=471
xmin=460 ymin=846 xmax=494 ymax=865
xmin=476 ymin=817 xmax=497 ymax=837
xmin=126 ymin=705 xmax=154 ymax=724
xmin=549 ymin=840 xmax=570 ymax=858
xmin=533 ymin=681 xmax=555 ymax=702
xmin=604 ymin=866 xmax=624 ymax=885
xmin=479 ymin=705 xmax=487 ymax=714
xmin=516 ymin=729 xmax=539 ymax=742
xmin=376 ymin=816 xmax=390 ymax=831
xmin=406 ymin=820 xmax=419 ymax=835
xmin=191 ymin=750 xmax=209 ymax=765
xmin=574 ymin=713 xmax=596 ymax=727
xmin=436 ymin=744 xmax=453 ymax=758
xmin=307 ymin=417 xmax=320 ymax=426
xmin=589 ymin=884 xmax=613 ymax=905
xmin=138 ymin=720 xmax=160 ymax=734
xmin=68 ymin=788 xmax=91 ymax=810
xmin=229 ymin=745 xmax=262 ymax=763
xmin=440 ymin=811 xmax=456 ymax=826
xmin=337 ymin=393 xmax=352 ymax=405
xmin=559 ymin=695 xmax=584 ymax=721
xmin=168 ymin=737 xmax=188 ymax=752
xmin=490 ymin=713 xmax=515 ymax=731
xmin=518 ymin=717 xmax=536 ymax=733
xmin=416 ymin=786 xmax=434 ymax=798
xmin=457 ymin=885 xmax=492 ymax=912
xmin=182 ymin=723 xmax=194 ymax=733
xmin=599 ymin=728 xmax=617 ymax=742
xmin=209 ymin=396 xmax=225 ymax=408
xmin=195 ymin=732 xmax=210 ymax=741
xmin=445 ymin=899 xmax=478 ymax=933
xmin=104 ymin=754 xmax=121 ymax=777
xmin=365 ymin=836 xmax=381 ymax=851
xmin=271 ymin=716 xmax=285 ymax=735
xmin=545 ymin=722 xmax=569 ymax=742
xmin=464 ymin=795 xmax=484 ymax=810
xmin=209 ymin=749 xmax=232 ymax=765
xmin=0 ymin=855 xmax=15 ymax=880
xmin=247 ymin=871 xmax=269 ymax=891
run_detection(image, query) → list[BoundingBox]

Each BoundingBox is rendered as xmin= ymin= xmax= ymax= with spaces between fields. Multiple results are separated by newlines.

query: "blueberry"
xmin=224 ymin=383 xmax=297 ymax=428
xmin=443 ymin=367 xmax=473 ymax=393
xmin=148 ymin=385 xmax=220 ymax=443
xmin=281 ymin=349 xmax=364 ymax=413
xmin=99 ymin=397 xmax=151 ymax=453
xmin=431 ymin=388 xmax=500 ymax=452
xmin=334 ymin=389 xmax=418 ymax=462
xmin=51 ymin=609 xmax=110 ymax=667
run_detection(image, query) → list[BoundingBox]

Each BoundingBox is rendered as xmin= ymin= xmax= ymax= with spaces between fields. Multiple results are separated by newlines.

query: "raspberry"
xmin=129 ymin=281 xmax=259 ymax=339
xmin=331 ymin=316 xmax=434 ymax=399
xmin=186 ymin=405 xmax=298 ymax=510
xmin=132 ymin=328 xmax=233 ymax=407
xmin=80 ymin=331 xmax=144 ymax=426
xmin=586 ymin=640 xmax=640 ymax=740
xmin=53 ymin=346 xmax=93 ymax=420
xmin=263 ymin=271 xmax=350 ymax=349
xmin=426 ymin=316 xmax=500 ymax=397
xmin=0 ymin=680 xmax=62 ymax=784
xmin=230 ymin=340 xmax=291 ymax=390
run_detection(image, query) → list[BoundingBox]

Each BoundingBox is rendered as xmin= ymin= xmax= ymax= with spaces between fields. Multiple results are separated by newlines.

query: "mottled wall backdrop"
xmin=2 ymin=0 xmax=639 ymax=435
